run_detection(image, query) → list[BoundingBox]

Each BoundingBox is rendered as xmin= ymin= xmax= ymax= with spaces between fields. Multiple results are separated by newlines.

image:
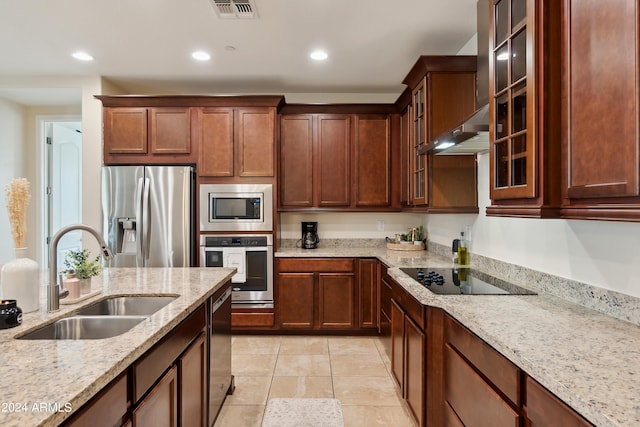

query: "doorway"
xmin=41 ymin=118 xmax=82 ymax=269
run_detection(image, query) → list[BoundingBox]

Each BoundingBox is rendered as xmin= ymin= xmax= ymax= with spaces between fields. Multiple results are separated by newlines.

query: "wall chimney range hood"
xmin=427 ymin=0 xmax=490 ymax=155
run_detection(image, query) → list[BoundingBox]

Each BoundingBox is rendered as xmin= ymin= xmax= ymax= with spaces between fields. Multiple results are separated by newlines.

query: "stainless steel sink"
xmin=17 ymin=316 xmax=148 ymax=340
xmin=74 ymin=295 xmax=178 ymax=316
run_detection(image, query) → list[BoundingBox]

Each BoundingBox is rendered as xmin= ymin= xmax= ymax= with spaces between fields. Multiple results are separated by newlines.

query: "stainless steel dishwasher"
xmin=208 ymin=285 xmax=233 ymax=425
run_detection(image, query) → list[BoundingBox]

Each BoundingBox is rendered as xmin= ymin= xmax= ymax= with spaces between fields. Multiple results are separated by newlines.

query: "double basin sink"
xmin=17 ymin=295 xmax=178 ymax=340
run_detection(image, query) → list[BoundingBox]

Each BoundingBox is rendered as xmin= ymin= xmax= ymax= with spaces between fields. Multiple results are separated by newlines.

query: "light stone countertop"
xmin=0 ymin=267 xmax=234 ymax=427
xmin=277 ymin=246 xmax=640 ymax=427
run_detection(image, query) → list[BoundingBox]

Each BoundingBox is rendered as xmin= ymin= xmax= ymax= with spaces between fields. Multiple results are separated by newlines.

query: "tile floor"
xmin=214 ymin=335 xmax=417 ymax=427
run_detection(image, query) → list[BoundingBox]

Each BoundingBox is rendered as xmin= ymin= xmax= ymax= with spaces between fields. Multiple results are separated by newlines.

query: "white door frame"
xmin=37 ymin=115 xmax=82 ymax=268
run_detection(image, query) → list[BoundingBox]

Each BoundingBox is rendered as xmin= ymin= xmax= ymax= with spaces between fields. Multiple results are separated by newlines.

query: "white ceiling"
xmin=0 ymin=0 xmax=478 ymax=105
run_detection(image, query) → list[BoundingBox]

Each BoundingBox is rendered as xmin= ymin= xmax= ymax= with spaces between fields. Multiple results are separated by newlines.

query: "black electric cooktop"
xmin=400 ymin=268 xmax=536 ymax=295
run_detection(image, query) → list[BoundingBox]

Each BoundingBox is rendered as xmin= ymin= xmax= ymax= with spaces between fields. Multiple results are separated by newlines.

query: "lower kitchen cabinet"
xmin=62 ymin=281 xmax=232 ymax=427
xmin=358 ymin=258 xmax=379 ymax=330
xmin=386 ymin=269 xmax=426 ymax=427
xmin=526 ymin=375 xmax=592 ymax=427
xmin=276 ymin=258 xmax=356 ymax=331
xmin=132 ymin=366 xmax=178 ymax=427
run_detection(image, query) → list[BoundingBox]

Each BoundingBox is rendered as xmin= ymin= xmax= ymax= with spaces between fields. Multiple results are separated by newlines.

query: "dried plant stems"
xmin=5 ymin=178 xmax=31 ymax=249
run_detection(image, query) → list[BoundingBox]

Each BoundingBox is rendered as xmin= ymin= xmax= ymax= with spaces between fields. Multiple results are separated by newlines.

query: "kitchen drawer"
xmin=277 ymin=258 xmax=355 ymax=273
xmin=64 ymin=372 xmax=128 ymax=427
xmin=445 ymin=314 xmax=521 ymax=406
xmin=133 ymin=305 xmax=205 ymax=402
xmin=526 ymin=375 xmax=592 ymax=426
xmin=391 ymin=279 xmax=425 ymax=329
xmin=445 ymin=345 xmax=521 ymax=427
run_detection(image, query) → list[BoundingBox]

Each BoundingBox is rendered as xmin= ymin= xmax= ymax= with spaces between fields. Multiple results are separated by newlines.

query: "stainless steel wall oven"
xmin=199 ymin=234 xmax=273 ymax=308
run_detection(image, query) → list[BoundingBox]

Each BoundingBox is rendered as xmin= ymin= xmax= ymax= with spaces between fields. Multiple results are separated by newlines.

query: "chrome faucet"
xmin=48 ymin=224 xmax=113 ymax=312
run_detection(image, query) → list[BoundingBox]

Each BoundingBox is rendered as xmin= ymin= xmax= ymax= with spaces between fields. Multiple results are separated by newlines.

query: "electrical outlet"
xmin=377 ymin=220 xmax=385 ymax=231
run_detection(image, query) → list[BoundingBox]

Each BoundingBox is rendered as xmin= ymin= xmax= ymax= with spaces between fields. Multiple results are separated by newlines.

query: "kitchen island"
xmin=0 ymin=267 xmax=234 ymax=427
xmin=276 ymin=246 xmax=640 ymax=427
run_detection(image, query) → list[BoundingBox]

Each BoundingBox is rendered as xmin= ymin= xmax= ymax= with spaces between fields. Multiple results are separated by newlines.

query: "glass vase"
xmin=0 ymin=248 xmax=40 ymax=313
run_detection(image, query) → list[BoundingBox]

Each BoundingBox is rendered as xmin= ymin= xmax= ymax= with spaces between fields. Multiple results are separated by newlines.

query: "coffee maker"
xmin=301 ymin=222 xmax=319 ymax=249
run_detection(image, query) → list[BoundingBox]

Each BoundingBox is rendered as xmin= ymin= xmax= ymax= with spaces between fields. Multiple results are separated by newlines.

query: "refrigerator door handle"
xmin=141 ymin=177 xmax=151 ymax=263
xmin=135 ymin=177 xmax=145 ymax=266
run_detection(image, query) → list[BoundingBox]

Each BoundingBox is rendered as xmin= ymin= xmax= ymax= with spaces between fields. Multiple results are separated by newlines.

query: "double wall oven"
xmin=199 ymin=183 xmax=274 ymax=308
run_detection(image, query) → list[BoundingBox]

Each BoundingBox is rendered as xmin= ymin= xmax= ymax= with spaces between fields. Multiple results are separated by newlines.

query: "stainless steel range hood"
xmin=427 ymin=0 xmax=490 ymax=155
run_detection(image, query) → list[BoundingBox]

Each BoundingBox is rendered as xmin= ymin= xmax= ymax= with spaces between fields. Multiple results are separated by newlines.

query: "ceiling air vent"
xmin=210 ymin=0 xmax=258 ymax=19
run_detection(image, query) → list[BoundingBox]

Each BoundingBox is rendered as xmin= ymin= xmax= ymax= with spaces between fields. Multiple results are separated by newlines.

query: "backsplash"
xmin=428 ymin=241 xmax=640 ymax=326
xmin=279 ymin=238 xmax=387 ymax=249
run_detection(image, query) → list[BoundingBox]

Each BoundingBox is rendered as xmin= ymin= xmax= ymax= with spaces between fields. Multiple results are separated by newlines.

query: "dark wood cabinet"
xmin=64 ymin=373 xmax=129 ymax=427
xmin=236 ymin=108 xmax=276 ymax=177
xmin=560 ymin=0 xmax=640 ymax=220
xmin=104 ymin=107 xmax=148 ymax=154
xmin=357 ymin=259 xmax=379 ymax=330
xmin=196 ymin=108 xmax=234 ymax=177
xmin=486 ymin=0 xmax=562 ymax=218
xmin=149 ymin=108 xmax=191 ymax=154
xmin=443 ymin=313 xmax=523 ymax=427
xmin=276 ymin=258 xmax=355 ymax=330
xmin=317 ymin=115 xmax=352 ymax=207
xmin=386 ymin=271 xmax=426 ymax=427
xmin=400 ymin=56 xmax=479 ymax=212
xmin=526 ymin=375 xmax=593 ymax=426
xmin=354 ymin=115 xmax=392 ymax=207
xmin=279 ymin=108 xmax=398 ymax=211
xmin=178 ymin=332 xmax=207 ymax=427
xmin=132 ymin=366 xmax=178 ymax=427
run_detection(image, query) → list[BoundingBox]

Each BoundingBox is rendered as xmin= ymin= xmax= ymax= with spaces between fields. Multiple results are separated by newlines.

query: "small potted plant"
xmin=64 ymin=249 xmax=102 ymax=294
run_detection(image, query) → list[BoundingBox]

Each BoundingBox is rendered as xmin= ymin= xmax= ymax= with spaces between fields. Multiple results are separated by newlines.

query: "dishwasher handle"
xmin=212 ymin=287 xmax=232 ymax=312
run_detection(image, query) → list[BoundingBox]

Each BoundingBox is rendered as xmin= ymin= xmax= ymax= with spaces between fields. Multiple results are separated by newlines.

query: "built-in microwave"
xmin=199 ymin=183 xmax=273 ymax=231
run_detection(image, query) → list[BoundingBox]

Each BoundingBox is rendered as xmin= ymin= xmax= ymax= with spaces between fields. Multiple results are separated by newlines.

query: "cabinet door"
xmin=104 ymin=107 xmax=148 ymax=154
xmin=64 ymin=373 xmax=129 ymax=427
xmin=316 ymin=115 xmax=351 ymax=207
xmin=411 ymin=81 xmax=428 ymax=205
xmin=237 ymin=108 xmax=275 ymax=177
xmin=390 ymin=299 xmax=405 ymax=389
xmin=318 ymin=273 xmax=355 ymax=329
xmin=354 ymin=115 xmax=391 ymax=207
xmin=196 ymin=108 xmax=234 ymax=177
xmin=563 ymin=0 xmax=639 ymax=200
xmin=278 ymin=272 xmax=314 ymax=328
xmin=179 ymin=333 xmax=206 ymax=427
xmin=526 ymin=376 xmax=592 ymax=427
xmin=400 ymin=107 xmax=412 ymax=206
xmin=405 ymin=315 xmax=425 ymax=427
xmin=358 ymin=259 xmax=378 ymax=329
xmin=132 ymin=366 xmax=178 ymax=427
xmin=280 ymin=115 xmax=314 ymax=207
xmin=150 ymin=107 xmax=191 ymax=154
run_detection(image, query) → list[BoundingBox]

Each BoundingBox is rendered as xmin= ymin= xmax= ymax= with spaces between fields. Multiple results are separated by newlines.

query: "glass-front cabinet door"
xmin=490 ymin=0 xmax=536 ymax=200
xmin=411 ymin=78 xmax=427 ymax=205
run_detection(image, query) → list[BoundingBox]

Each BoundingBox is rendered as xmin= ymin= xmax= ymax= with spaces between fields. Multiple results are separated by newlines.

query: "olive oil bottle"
xmin=457 ymin=231 xmax=469 ymax=265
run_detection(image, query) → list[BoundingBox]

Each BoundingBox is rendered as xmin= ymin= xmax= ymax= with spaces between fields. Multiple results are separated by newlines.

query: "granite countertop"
xmin=0 ymin=267 xmax=234 ymax=427
xmin=277 ymin=246 xmax=640 ymax=427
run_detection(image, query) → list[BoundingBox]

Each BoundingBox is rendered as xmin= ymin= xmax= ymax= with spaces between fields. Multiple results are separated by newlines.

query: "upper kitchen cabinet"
xmin=399 ymin=56 xmax=479 ymax=212
xmin=561 ymin=0 xmax=640 ymax=221
xmin=197 ymin=106 xmax=278 ymax=179
xmin=486 ymin=0 xmax=562 ymax=217
xmin=96 ymin=95 xmax=284 ymax=177
xmin=279 ymin=105 xmax=400 ymax=211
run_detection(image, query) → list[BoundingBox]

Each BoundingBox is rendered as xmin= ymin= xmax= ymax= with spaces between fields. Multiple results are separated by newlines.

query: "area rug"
xmin=261 ymin=398 xmax=344 ymax=427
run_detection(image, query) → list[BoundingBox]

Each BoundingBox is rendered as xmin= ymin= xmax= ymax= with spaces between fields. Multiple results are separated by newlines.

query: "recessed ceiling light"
xmin=310 ymin=50 xmax=328 ymax=61
xmin=192 ymin=51 xmax=211 ymax=61
xmin=72 ymin=51 xmax=94 ymax=61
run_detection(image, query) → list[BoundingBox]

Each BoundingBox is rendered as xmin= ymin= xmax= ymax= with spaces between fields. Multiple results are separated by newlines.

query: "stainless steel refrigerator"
xmin=102 ymin=166 xmax=195 ymax=267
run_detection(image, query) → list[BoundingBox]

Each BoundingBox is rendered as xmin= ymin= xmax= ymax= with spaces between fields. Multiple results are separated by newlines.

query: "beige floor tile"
xmin=232 ymin=353 xmax=277 ymax=376
xmin=279 ymin=336 xmax=329 ymax=355
xmin=333 ymin=376 xmax=404 ymax=406
xmin=214 ymin=404 xmax=264 ymax=427
xmin=341 ymin=405 xmax=416 ymax=427
xmin=274 ymin=354 xmax=332 ymax=376
xmin=268 ymin=376 xmax=334 ymax=399
xmin=232 ymin=335 xmax=281 ymax=355
xmin=328 ymin=337 xmax=380 ymax=355
xmin=330 ymin=354 xmax=389 ymax=377
xmin=224 ymin=376 xmax=272 ymax=405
